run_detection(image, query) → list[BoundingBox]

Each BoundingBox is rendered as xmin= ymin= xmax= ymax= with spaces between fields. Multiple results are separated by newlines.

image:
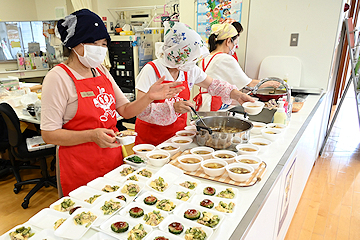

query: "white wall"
xmin=246 ymin=0 xmax=344 ymax=89
xmin=0 ymin=0 xmax=38 ymax=21
xmin=35 ymin=0 xmax=68 ymax=20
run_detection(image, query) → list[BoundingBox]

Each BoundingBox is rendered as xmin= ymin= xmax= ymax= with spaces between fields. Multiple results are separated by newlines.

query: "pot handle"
xmin=196 ymin=125 xmax=212 ymax=135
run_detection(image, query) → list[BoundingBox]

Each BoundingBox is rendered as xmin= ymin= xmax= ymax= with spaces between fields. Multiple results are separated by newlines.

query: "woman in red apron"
xmin=41 ymin=9 xmax=183 ymax=196
xmin=135 ymin=22 xmax=255 ymax=146
xmin=194 ymin=23 xmax=280 ymax=111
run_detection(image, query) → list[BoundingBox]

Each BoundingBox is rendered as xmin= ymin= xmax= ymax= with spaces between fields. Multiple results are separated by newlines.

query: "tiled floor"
xmin=285 ymin=91 xmax=360 ymax=240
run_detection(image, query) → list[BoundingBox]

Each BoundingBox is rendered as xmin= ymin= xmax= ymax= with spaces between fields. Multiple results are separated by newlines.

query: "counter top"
xmin=0 ymin=93 xmax=325 ymax=239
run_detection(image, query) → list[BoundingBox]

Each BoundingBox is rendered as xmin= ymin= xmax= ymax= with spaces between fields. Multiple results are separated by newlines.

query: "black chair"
xmin=0 ymin=115 xmax=12 ymax=178
xmin=0 ymin=102 xmax=57 ymax=209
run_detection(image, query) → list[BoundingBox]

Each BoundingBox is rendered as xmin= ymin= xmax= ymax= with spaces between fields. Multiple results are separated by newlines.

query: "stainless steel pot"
xmin=195 ymin=116 xmax=253 ymax=149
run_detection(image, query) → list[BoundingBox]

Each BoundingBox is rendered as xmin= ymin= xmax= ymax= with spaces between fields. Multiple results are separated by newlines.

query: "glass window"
xmin=0 ymin=21 xmax=52 ymax=61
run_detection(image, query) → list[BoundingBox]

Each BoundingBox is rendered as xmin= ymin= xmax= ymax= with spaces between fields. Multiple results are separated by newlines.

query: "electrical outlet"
xmin=290 ymin=33 xmax=299 ymax=46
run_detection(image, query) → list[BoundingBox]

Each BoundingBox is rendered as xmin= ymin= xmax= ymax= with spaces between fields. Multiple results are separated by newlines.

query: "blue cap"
xmin=57 ymin=9 xmax=110 ymax=48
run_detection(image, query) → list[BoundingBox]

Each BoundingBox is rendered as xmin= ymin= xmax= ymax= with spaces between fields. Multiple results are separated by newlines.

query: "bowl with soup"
xmin=146 ymin=150 xmax=171 ymax=167
xmin=201 ymin=159 xmax=228 ymax=177
xmin=171 ymin=136 xmax=193 ymax=151
xmin=190 ymin=146 xmax=214 ymax=160
xmin=211 ymin=150 xmax=237 ymax=164
xmin=235 ymin=155 xmax=262 ymax=170
xmin=132 ymin=144 xmax=156 ymax=157
xmin=242 ymin=101 xmax=265 ymax=115
xmin=266 ymin=123 xmax=286 ymax=131
xmin=226 ymin=163 xmax=254 ymax=182
xmin=156 ymin=143 xmax=180 ymax=157
xmin=250 ymin=122 xmax=267 ymax=135
xmin=177 ymin=154 xmax=203 ymax=172
xmin=235 ymin=144 xmax=260 ymax=155
xmin=176 ymin=130 xmax=196 ymax=139
xmin=248 ymin=138 xmax=272 ymax=153
xmin=185 ymin=125 xmax=197 ymax=131
xmin=261 ymin=128 xmax=282 ymax=141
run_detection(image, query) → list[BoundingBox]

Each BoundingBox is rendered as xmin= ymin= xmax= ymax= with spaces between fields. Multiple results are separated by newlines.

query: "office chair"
xmin=0 ymin=115 xmax=12 ymax=178
xmin=0 ymin=102 xmax=57 ymax=209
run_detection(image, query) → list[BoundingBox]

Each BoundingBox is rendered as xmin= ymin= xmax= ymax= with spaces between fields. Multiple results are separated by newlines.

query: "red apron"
xmin=193 ymin=52 xmax=223 ymax=111
xmin=135 ymin=61 xmax=190 ymax=146
xmin=57 ymin=64 xmax=123 ymax=196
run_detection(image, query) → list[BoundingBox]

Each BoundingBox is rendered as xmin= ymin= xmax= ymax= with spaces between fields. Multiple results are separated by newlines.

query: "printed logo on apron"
xmin=93 ymin=86 xmax=116 ymax=122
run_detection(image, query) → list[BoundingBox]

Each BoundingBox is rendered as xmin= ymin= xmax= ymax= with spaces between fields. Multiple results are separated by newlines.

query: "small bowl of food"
xmin=235 ymin=155 xmax=262 ymax=170
xmin=132 ymin=144 xmax=155 ymax=157
xmin=236 ymin=144 xmax=260 ymax=155
xmin=250 ymin=122 xmax=267 ymax=135
xmin=242 ymin=101 xmax=265 ymax=115
xmin=248 ymin=138 xmax=272 ymax=153
xmin=190 ymin=146 xmax=214 ymax=160
xmin=185 ymin=125 xmax=197 ymax=131
xmin=177 ymin=154 xmax=203 ymax=172
xmin=176 ymin=130 xmax=196 ymax=139
xmin=267 ymin=123 xmax=286 ymax=131
xmin=171 ymin=136 xmax=193 ymax=151
xmin=146 ymin=150 xmax=170 ymax=167
xmin=261 ymin=128 xmax=282 ymax=141
xmin=226 ymin=163 xmax=254 ymax=182
xmin=211 ymin=150 xmax=237 ymax=164
xmin=156 ymin=143 xmax=180 ymax=157
xmin=123 ymin=154 xmax=147 ymax=167
xmin=201 ymin=159 xmax=228 ymax=177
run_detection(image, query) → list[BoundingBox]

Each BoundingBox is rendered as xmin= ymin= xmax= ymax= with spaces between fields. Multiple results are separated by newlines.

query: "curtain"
xmin=71 ymin=0 xmax=92 ymax=11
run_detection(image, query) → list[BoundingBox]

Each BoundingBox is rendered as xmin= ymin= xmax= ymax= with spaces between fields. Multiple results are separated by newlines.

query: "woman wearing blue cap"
xmin=41 ymin=9 xmax=183 ymax=196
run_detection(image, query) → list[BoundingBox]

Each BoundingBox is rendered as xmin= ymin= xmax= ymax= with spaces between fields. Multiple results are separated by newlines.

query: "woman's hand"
xmin=174 ymin=100 xmax=194 ymax=114
xmin=147 ymin=76 xmax=185 ymax=101
xmin=260 ymin=81 xmax=281 ymax=89
xmin=230 ymin=90 xmax=256 ymax=105
xmin=91 ymin=128 xmax=121 ymax=148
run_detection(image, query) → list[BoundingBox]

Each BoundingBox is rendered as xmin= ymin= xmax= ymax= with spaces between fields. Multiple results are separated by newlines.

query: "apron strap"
xmin=147 ymin=61 xmax=161 ymax=78
xmin=57 ymin=63 xmax=78 ymax=81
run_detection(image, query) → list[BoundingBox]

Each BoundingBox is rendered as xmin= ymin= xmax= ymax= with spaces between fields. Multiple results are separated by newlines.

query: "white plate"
xmin=143 ymin=229 xmax=182 ymax=240
xmin=28 ymin=208 xmax=68 ymax=230
xmin=87 ymin=231 xmax=118 ymax=240
xmin=0 ymin=224 xmax=40 ymax=240
xmin=132 ymin=167 xmax=155 ymax=181
xmin=49 ymin=196 xmax=91 ymax=213
xmin=135 ymin=191 xmax=183 ymax=214
xmin=123 ymin=154 xmax=147 ymax=168
xmin=173 ymin=175 xmax=202 ymax=191
xmin=90 ymin=193 xmax=126 ymax=227
xmin=87 ymin=177 xmax=123 ymax=193
xmin=146 ymin=165 xmax=183 ymax=194
xmin=119 ymin=202 xmax=169 ymax=228
xmin=31 ymin=229 xmax=63 ymax=240
xmin=115 ymin=135 xmax=136 ymax=145
xmin=118 ymin=180 xmax=145 ymax=202
xmin=54 ymin=207 xmax=98 ymax=239
xmin=69 ymin=186 xmax=105 ymax=205
xmin=99 ymin=215 xmax=153 ymax=240
xmin=158 ymin=215 xmax=213 ymax=240
xmin=162 ymin=185 xmax=195 ymax=202
xmin=190 ymin=195 xmax=238 ymax=215
xmin=104 ymin=164 xmax=139 ymax=182
xmin=172 ymin=202 xmax=225 ymax=229
xmin=195 ymin=183 xmax=239 ymax=200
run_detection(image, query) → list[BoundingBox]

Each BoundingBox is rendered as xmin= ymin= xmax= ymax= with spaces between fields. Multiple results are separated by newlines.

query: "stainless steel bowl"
xmin=195 ymin=116 xmax=253 ymax=149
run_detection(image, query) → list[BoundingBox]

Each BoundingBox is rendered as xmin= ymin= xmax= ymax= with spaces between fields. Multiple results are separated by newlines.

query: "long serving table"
xmin=0 ymin=93 xmax=326 ymax=240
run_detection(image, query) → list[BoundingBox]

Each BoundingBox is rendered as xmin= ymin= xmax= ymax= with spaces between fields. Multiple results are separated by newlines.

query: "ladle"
xmin=189 ymin=106 xmax=213 ymax=134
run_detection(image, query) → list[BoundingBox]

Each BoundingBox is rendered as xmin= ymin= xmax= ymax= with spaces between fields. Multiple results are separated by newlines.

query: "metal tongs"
xmin=189 ymin=106 xmax=213 ymax=134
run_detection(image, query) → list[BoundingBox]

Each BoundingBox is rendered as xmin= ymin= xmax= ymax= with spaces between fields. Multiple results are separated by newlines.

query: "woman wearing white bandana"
xmin=135 ymin=21 xmax=255 ymax=146
xmin=196 ymin=23 xmax=280 ymax=111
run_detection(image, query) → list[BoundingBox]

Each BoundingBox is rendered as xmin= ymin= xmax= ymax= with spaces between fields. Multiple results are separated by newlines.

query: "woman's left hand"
xmin=260 ymin=81 xmax=281 ymax=89
xmin=230 ymin=90 xmax=256 ymax=105
xmin=174 ymin=100 xmax=194 ymax=114
xmin=147 ymin=76 xmax=185 ymax=100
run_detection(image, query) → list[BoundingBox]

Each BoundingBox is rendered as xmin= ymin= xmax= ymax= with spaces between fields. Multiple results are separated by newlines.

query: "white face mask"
xmin=74 ymin=44 xmax=107 ymax=68
xmin=228 ymin=39 xmax=237 ymax=56
xmin=178 ymin=63 xmax=196 ymax=72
